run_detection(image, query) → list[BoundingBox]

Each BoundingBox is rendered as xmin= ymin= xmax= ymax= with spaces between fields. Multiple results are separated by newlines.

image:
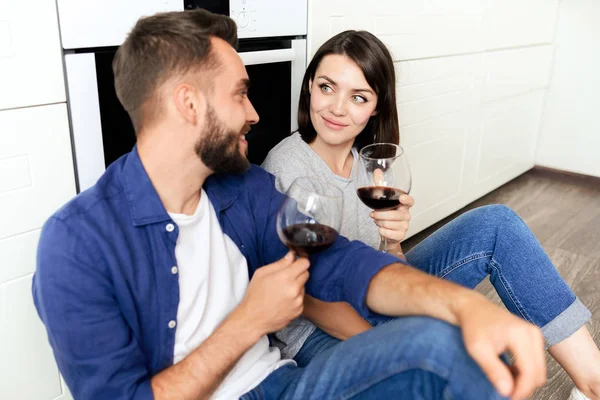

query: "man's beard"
xmin=195 ymin=105 xmax=250 ymax=174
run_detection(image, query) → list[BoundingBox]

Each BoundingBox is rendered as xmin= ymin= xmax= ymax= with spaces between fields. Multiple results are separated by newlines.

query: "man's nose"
xmin=246 ymin=99 xmax=259 ymax=125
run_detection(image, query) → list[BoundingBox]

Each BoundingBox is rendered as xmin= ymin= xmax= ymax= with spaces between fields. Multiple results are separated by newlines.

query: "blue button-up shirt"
xmin=32 ymin=147 xmax=400 ymax=399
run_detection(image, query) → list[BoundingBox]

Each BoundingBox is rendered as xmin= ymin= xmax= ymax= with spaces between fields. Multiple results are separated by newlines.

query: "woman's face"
xmin=309 ymin=54 xmax=378 ymax=148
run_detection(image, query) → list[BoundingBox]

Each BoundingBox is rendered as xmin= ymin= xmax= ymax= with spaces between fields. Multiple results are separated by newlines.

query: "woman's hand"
xmin=370 ymin=194 xmax=414 ymax=256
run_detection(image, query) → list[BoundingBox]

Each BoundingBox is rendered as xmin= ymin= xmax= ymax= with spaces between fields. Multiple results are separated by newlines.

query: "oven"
xmin=56 ymin=0 xmax=307 ymax=191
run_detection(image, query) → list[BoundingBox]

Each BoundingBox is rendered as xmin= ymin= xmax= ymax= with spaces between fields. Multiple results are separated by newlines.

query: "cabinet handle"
xmin=239 ymin=48 xmax=295 ymax=66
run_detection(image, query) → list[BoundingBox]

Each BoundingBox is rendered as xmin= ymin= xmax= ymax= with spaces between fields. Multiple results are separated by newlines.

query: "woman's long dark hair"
xmin=297 ymin=30 xmax=399 ymax=150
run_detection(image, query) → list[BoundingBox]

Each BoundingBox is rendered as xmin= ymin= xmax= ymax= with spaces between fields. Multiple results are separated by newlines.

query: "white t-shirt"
xmin=169 ymin=189 xmax=292 ymax=400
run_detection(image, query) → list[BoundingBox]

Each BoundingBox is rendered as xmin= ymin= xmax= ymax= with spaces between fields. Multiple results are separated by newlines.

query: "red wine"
xmin=282 ymin=223 xmax=338 ymax=257
xmin=357 ymin=186 xmax=406 ymax=210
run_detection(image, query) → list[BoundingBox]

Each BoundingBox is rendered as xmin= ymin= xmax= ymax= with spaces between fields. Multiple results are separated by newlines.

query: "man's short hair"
xmin=113 ymin=9 xmax=238 ymax=132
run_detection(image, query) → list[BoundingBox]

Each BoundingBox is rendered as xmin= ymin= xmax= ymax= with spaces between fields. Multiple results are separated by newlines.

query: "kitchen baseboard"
xmin=532 ymin=165 xmax=600 ymax=187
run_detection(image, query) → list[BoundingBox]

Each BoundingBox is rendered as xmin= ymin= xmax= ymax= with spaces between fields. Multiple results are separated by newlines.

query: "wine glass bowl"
xmin=356 ymin=143 xmax=412 ymax=252
xmin=277 ymin=177 xmax=343 ymax=257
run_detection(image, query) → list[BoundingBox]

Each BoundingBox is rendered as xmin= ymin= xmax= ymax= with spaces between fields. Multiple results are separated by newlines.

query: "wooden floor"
xmin=402 ymin=167 xmax=600 ymax=399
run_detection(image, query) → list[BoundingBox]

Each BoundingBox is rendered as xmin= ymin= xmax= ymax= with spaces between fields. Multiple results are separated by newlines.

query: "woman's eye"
xmin=352 ymin=95 xmax=367 ymax=103
xmin=319 ymin=84 xmax=333 ymax=93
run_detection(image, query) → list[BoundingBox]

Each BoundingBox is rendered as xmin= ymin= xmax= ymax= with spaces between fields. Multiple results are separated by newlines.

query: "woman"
xmin=261 ymin=30 xmax=600 ymax=399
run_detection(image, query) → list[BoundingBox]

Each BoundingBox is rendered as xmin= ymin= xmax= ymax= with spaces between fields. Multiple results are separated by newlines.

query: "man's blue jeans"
xmin=242 ymin=316 xmax=504 ymax=399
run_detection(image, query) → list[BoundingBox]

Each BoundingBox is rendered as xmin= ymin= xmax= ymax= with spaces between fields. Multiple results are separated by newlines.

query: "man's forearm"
xmin=366 ymin=263 xmax=486 ymax=325
xmin=151 ymin=307 xmax=262 ymax=400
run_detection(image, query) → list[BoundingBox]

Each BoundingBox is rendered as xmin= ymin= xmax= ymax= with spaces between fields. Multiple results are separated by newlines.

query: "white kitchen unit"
xmin=0 ymin=109 xmax=76 ymax=400
xmin=0 ymin=0 xmax=66 ymax=110
xmin=308 ymin=0 xmax=559 ymax=237
xmin=536 ymin=0 xmax=600 ymax=178
xmin=0 ymin=106 xmax=76 ymax=399
xmin=0 ymin=0 xmax=75 ymax=398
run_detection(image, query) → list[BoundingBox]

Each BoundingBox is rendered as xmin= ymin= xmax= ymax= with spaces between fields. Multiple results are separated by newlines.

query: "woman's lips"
xmin=322 ymin=116 xmax=347 ymax=130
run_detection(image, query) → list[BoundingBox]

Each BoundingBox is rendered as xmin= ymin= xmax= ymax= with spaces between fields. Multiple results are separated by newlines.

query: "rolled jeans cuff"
xmin=542 ymin=297 xmax=591 ymax=347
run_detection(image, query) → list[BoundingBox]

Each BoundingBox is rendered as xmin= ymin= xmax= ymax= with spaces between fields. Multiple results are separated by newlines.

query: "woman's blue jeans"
xmin=243 ymin=205 xmax=591 ymax=399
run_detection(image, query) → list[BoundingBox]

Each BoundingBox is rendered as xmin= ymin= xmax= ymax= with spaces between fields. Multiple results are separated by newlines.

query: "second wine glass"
xmin=356 ymin=143 xmax=412 ymax=253
xmin=276 ymin=177 xmax=343 ymax=258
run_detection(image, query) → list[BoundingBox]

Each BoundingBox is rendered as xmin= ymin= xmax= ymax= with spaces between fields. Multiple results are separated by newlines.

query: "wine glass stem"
xmin=379 ymin=235 xmax=389 ymax=253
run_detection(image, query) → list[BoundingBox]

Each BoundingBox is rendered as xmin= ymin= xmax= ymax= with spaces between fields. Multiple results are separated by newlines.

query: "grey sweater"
xmin=261 ymin=132 xmax=379 ymax=359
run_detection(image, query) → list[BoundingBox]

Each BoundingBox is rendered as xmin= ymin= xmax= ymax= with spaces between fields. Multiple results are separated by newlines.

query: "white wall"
xmin=308 ymin=0 xmax=559 ymax=237
xmin=536 ymin=0 xmax=600 ymax=178
xmin=0 ymin=0 xmax=75 ymax=398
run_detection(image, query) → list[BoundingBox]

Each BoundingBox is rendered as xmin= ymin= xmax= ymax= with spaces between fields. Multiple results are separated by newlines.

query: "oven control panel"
xmin=230 ymin=0 xmax=307 ymax=39
xmin=57 ymin=0 xmax=306 ymax=49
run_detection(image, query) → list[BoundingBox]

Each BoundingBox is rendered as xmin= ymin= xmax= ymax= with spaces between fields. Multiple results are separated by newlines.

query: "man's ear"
xmin=173 ymin=83 xmax=205 ymax=125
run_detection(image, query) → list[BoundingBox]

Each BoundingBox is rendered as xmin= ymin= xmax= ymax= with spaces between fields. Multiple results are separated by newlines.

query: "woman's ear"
xmin=371 ymin=109 xmax=379 ymax=116
xmin=308 ymin=78 xmax=313 ymax=94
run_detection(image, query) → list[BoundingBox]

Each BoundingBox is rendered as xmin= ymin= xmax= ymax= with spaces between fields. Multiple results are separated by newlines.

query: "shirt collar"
xmin=121 ymin=146 xmax=171 ymax=226
xmin=120 ymin=146 xmax=240 ymax=226
xmin=203 ymin=171 xmax=240 ymax=214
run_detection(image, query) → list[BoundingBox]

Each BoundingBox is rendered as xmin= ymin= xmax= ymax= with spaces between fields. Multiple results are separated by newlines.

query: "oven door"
xmin=64 ymin=39 xmax=306 ymax=192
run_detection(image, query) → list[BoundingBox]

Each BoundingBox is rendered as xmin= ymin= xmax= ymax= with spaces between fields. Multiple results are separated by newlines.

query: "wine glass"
xmin=356 ymin=143 xmax=412 ymax=253
xmin=276 ymin=177 xmax=343 ymax=258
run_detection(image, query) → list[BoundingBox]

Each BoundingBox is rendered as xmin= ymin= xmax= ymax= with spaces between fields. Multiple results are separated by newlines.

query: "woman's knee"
xmin=467 ymin=204 xmax=525 ymax=233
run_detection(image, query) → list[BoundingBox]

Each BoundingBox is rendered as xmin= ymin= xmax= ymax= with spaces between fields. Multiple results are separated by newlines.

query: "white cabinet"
xmin=536 ymin=0 xmax=600 ymax=178
xmin=0 ymin=0 xmax=66 ymax=110
xmin=0 ymin=104 xmax=76 ymax=241
xmin=0 ymin=104 xmax=75 ymax=399
xmin=0 ymin=0 xmax=75 ymax=398
xmin=0 ymin=276 xmax=73 ymax=400
xmin=308 ymin=0 xmax=558 ymax=237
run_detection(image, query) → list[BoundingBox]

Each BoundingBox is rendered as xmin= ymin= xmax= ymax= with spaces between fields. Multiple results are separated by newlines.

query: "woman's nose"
xmin=330 ymin=97 xmax=347 ymax=117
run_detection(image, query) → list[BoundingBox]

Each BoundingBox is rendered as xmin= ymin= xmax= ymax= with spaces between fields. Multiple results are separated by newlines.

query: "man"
xmin=33 ymin=9 xmax=546 ymax=400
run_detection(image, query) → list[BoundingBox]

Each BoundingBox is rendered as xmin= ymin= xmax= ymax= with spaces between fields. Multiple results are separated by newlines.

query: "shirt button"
xmin=165 ymin=223 xmax=175 ymax=232
xmin=171 ymin=266 xmax=178 ymax=275
xmin=168 ymin=320 xmax=176 ymax=329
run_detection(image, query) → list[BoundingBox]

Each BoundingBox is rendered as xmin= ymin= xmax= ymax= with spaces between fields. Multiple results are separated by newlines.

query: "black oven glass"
xmin=93 ymin=46 xmax=292 ymax=169
xmin=184 ymin=0 xmax=229 ymax=15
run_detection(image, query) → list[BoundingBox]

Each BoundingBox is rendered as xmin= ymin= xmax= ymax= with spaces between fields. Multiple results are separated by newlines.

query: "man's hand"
xmin=366 ymin=263 xmax=546 ymax=399
xmin=458 ymin=296 xmax=547 ymax=399
xmin=236 ymin=252 xmax=310 ymax=337
xmin=151 ymin=252 xmax=309 ymax=399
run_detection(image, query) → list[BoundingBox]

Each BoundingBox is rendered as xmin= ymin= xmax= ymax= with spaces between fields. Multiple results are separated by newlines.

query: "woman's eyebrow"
xmin=317 ymin=75 xmax=373 ymax=94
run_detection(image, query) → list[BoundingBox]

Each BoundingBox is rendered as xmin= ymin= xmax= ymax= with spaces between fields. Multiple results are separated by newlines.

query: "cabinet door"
xmin=0 ymin=104 xmax=76 ymax=241
xmin=0 ymin=276 xmax=73 ymax=400
xmin=0 ymin=104 xmax=75 ymax=399
xmin=0 ymin=0 xmax=66 ymax=110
